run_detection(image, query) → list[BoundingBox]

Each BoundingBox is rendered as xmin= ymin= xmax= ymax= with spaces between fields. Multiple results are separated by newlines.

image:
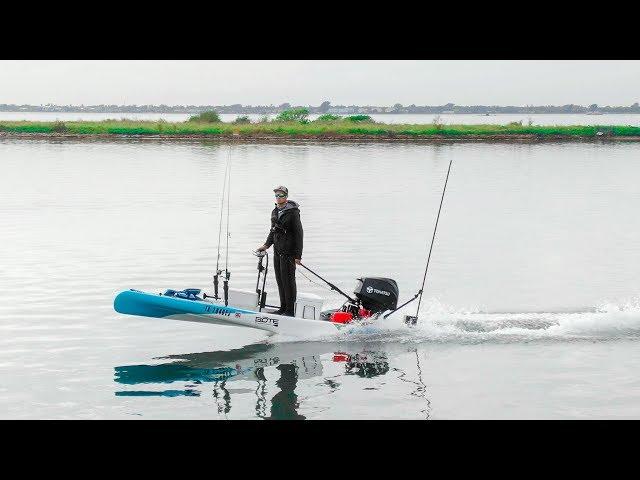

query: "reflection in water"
xmin=115 ymin=389 xmax=200 ymax=397
xmin=255 ymin=368 xmax=268 ymax=418
xmin=213 ymin=382 xmax=231 ymax=415
xmin=268 ymin=364 xmax=305 ymax=420
xmin=394 ymin=350 xmax=431 ymax=419
xmin=114 ymin=342 xmax=429 ymax=419
xmin=344 ymin=351 xmax=390 ymax=378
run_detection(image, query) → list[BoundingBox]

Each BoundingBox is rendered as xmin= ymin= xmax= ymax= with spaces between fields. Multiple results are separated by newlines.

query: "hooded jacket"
xmin=265 ymin=200 xmax=303 ymax=259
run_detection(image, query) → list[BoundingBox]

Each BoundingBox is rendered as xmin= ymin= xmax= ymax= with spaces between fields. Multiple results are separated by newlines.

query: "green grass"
xmin=1 ymin=119 xmax=639 ymax=137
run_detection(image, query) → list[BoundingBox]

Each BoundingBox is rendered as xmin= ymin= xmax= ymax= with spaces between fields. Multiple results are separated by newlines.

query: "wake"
xmin=308 ymin=297 xmax=640 ymax=345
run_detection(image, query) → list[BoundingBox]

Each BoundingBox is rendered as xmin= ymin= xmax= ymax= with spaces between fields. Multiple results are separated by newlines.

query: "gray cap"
xmin=273 ymin=185 xmax=288 ymax=195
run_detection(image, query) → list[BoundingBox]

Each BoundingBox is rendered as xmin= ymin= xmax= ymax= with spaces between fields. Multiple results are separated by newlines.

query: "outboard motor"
xmin=353 ymin=277 xmax=399 ymax=313
xmin=326 ymin=277 xmax=399 ymax=324
xmin=298 ymin=261 xmax=400 ymax=324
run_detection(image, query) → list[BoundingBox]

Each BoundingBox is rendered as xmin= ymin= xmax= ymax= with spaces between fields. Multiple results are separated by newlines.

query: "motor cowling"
xmin=353 ymin=277 xmax=399 ymax=313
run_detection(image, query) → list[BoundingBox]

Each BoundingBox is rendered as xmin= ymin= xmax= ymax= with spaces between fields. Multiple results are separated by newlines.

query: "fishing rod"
xmin=384 ymin=159 xmax=453 ymax=324
xmin=213 ymin=148 xmax=232 ymax=302
xmin=223 ymin=148 xmax=232 ymax=305
xmin=298 ymin=262 xmax=357 ymax=303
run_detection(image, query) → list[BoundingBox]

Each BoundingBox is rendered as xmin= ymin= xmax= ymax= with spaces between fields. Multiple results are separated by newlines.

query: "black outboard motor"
xmin=304 ymin=264 xmax=400 ymax=322
xmin=353 ymin=277 xmax=399 ymax=314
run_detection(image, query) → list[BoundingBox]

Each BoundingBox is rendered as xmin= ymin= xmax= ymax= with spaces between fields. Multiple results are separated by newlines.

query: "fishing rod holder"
xmin=212 ymin=270 xmax=222 ymax=300
xmin=208 ymin=268 xmax=230 ymax=303
xmin=222 ymin=270 xmax=231 ymax=306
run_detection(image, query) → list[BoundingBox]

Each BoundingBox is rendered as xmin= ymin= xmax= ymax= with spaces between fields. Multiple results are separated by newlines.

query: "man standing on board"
xmin=257 ymin=186 xmax=303 ymax=317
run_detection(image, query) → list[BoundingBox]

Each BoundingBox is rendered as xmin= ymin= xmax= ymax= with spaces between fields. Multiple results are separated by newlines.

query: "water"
xmin=2 ymin=111 xmax=640 ymax=126
xmin=2 ymin=138 xmax=640 ymax=419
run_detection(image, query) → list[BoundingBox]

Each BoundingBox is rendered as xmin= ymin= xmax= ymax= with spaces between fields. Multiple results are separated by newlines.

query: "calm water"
xmin=2 ymin=138 xmax=640 ymax=419
xmin=2 ymin=111 xmax=640 ymax=126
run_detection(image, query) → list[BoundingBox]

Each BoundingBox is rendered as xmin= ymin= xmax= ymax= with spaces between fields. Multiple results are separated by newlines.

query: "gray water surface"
xmin=1 ymin=139 xmax=640 ymax=419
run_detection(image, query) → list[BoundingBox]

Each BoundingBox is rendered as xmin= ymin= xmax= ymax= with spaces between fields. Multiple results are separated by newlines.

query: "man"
xmin=257 ymin=186 xmax=303 ymax=316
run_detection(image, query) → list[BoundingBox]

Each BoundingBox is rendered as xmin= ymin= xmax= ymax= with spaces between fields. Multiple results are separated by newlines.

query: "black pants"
xmin=273 ymin=253 xmax=297 ymax=315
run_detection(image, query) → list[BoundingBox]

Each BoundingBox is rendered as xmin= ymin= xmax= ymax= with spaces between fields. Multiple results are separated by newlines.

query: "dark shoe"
xmin=272 ymin=309 xmax=285 ymax=315
xmin=282 ymin=311 xmax=295 ymax=317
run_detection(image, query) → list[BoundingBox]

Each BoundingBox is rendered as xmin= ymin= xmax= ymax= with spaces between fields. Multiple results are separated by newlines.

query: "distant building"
xmin=328 ymin=107 xmax=351 ymax=114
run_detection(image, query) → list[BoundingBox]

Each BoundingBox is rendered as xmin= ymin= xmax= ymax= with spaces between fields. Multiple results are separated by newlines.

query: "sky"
xmin=1 ymin=60 xmax=639 ymax=106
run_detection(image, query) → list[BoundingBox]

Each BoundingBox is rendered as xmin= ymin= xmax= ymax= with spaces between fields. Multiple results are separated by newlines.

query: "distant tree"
xmin=589 ymin=104 xmax=599 ymax=111
xmin=52 ymin=121 xmax=68 ymax=133
xmin=233 ymin=115 xmax=251 ymax=124
xmin=275 ymin=108 xmax=309 ymax=123
xmin=279 ymin=103 xmax=291 ymax=110
xmin=318 ymin=101 xmax=331 ymax=113
xmin=188 ymin=110 xmax=221 ymax=123
xmin=393 ymin=103 xmax=403 ymax=111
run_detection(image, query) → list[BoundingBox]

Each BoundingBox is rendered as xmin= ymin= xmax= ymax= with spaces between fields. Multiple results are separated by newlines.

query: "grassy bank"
xmin=1 ymin=119 xmax=640 ymax=138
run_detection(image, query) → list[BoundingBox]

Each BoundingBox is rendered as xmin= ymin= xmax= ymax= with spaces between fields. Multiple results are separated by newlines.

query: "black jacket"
xmin=265 ymin=201 xmax=303 ymax=259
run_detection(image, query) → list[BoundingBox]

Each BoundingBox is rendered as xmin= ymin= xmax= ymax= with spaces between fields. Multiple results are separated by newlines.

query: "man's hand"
xmin=256 ymin=245 xmax=268 ymax=252
xmin=294 ymin=258 xmax=302 ymax=265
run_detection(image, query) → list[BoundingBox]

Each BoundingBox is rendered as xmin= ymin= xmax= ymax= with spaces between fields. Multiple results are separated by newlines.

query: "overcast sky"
xmin=1 ymin=60 xmax=638 ymax=106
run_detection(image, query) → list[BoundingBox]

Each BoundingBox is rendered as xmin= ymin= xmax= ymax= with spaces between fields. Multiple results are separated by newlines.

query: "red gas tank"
xmin=332 ymin=353 xmax=350 ymax=362
xmin=330 ymin=311 xmax=354 ymax=324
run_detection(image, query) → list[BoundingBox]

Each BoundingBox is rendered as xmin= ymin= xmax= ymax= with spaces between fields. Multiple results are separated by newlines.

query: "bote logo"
xmin=255 ymin=316 xmax=279 ymax=327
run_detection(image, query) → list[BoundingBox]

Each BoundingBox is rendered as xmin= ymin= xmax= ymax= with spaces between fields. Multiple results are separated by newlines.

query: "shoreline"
xmin=2 ymin=119 xmax=640 ymax=143
xmin=3 ymin=131 xmax=640 ymax=143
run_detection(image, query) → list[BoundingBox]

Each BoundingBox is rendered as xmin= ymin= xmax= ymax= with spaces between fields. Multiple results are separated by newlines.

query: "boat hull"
xmin=114 ymin=289 xmax=344 ymax=337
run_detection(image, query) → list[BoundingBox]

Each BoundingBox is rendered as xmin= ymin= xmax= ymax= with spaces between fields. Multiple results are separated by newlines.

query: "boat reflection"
xmin=114 ymin=341 xmax=428 ymax=419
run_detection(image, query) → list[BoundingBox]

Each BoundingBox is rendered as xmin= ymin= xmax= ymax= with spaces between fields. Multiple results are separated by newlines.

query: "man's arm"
xmin=258 ymin=210 xmax=275 ymax=251
xmin=264 ymin=227 xmax=274 ymax=249
xmin=291 ymin=210 xmax=303 ymax=260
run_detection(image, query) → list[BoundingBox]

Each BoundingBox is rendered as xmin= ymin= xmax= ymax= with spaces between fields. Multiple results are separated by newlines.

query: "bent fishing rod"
xmin=384 ymin=159 xmax=453 ymax=324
